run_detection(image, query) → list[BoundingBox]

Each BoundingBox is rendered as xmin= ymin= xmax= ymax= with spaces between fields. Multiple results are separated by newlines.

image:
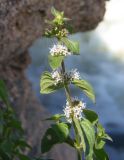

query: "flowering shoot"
xmin=50 ymin=44 xmax=72 ymax=56
xmin=40 ymin=7 xmax=111 ymax=160
xmin=63 ymin=98 xmax=86 ymax=123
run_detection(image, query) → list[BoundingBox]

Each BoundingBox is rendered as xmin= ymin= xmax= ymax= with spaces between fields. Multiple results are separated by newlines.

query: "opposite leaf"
xmin=48 ymin=55 xmax=64 ymax=70
xmin=61 ymin=37 xmax=79 ymax=54
xmin=94 ymin=148 xmax=109 ymax=160
xmin=72 ymin=79 xmax=95 ymax=103
xmin=83 ymin=109 xmax=98 ymax=125
xmin=80 ymin=119 xmax=95 ymax=160
xmin=40 ymin=71 xmax=63 ymax=94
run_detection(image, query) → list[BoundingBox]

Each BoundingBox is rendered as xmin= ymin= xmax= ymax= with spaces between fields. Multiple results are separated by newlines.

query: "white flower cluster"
xmin=51 ymin=69 xmax=80 ymax=85
xmin=63 ymin=98 xmax=86 ymax=123
xmin=70 ymin=69 xmax=80 ymax=80
xmin=51 ymin=70 xmax=62 ymax=85
xmin=50 ymin=44 xmax=72 ymax=56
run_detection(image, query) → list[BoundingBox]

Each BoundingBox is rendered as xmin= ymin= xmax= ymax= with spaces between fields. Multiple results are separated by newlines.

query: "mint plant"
xmin=40 ymin=7 xmax=112 ymax=160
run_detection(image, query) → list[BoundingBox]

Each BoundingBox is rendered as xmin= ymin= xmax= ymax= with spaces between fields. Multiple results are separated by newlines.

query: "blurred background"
xmin=26 ymin=0 xmax=124 ymax=159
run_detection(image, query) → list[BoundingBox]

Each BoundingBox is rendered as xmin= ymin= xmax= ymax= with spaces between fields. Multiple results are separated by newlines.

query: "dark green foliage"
xmin=41 ymin=123 xmax=70 ymax=153
xmin=83 ymin=109 xmax=98 ymax=125
xmin=0 ymin=80 xmax=31 ymax=160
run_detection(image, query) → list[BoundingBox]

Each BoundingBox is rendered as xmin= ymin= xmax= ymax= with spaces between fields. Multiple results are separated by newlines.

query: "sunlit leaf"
xmin=48 ymin=55 xmax=64 ymax=70
xmin=51 ymin=7 xmax=62 ymax=17
xmin=80 ymin=119 xmax=95 ymax=160
xmin=73 ymin=118 xmax=86 ymax=152
xmin=97 ymin=123 xmax=112 ymax=141
xmin=61 ymin=37 xmax=79 ymax=54
xmin=94 ymin=148 xmax=109 ymax=160
xmin=40 ymin=71 xmax=63 ymax=94
xmin=95 ymin=138 xmax=105 ymax=149
xmin=72 ymin=79 xmax=95 ymax=103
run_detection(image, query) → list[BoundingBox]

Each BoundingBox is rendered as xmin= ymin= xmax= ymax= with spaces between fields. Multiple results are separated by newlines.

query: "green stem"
xmin=61 ymin=60 xmax=72 ymax=106
xmin=61 ymin=60 xmax=82 ymax=160
xmin=77 ymin=149 xmax=82 ymax=160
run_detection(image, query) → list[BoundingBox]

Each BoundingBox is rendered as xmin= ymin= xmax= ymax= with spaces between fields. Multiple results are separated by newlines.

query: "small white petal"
xmin=50 ymin=44 xmax=72 ymax=56
xmin=63 ymin=98 xmax=86 ymax=123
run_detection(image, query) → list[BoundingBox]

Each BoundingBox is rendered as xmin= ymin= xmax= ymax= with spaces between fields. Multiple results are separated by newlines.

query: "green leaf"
xmin=45 ymin=114 xmax=65 ymax=121
xmin=94 ymin=148 xmax=109 ymax=160
xmin=83 ymin=109 xmax=98 ymax=125
xmin=40 ymin=71 xmax=63 ymax=94
xmin=15 ymin=140 xmax=31 ymax=149
xmin=73 ymin=118 xmax=86 ymax=152
xmin=0 ymin=80 xmax=10 ymax=106
xmin=8 ymin=119 xmax=22 ymax=130
xmin=0 ymin=149 xmax=10 ymax=160
xmin=95 ymin=138 xmax=105 ymax=149
xmin=97 ymin=123 xmax=112 ymax=141
xmin=103 ymin=134 xmax=113 ymax=142
xmin=41 ymin=123 xmax=70 ymax=153
xmin=51 ymin=7 xmax=62 ymax=17
xmin=18 ymin=154 xmax=31 ymax=160
xmin=72 ymin=79 xmax=95 ymax=103
xmin=52 ymin=123 xmax=70 ymax=142
xmin=80 ymin=119 xmax=95 ymax=160
xmin=61 ymin=37 xmax=79 ymax=54
xmin=48 ymin=55 xmax=64 ymax=70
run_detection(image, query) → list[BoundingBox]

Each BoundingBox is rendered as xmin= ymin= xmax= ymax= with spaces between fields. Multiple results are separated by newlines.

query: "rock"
xmin=0 ymin=0 xmax=106 ymax=159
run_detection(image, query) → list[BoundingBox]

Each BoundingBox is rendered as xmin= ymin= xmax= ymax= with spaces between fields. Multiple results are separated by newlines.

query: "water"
xmin=26 ymin=0 xmax=124 ymax=159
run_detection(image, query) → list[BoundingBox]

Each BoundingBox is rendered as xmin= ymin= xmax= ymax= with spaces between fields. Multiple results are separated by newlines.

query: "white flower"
xmin=70 ymin=69 xmax=80 ymax=80
xmin=51 ymin=69 xmax=80 ymax=86
xmin=63 ymin=69 xmax=80 ymax=82
xmin=51 ymin=70 xmax=62 ymax=85
xmin=63 ymin=98 xmax=86 ymax=123
xmin=50 ymin=44 xmax=72 ymax=56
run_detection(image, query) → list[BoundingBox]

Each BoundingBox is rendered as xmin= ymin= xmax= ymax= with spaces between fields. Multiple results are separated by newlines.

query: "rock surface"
xmin=0 ymin=0 xmax=106 ymax=159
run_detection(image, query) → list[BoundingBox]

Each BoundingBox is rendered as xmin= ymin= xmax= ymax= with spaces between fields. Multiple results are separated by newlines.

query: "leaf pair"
xmin=40 ymin=72 xmax=95 ymax=103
